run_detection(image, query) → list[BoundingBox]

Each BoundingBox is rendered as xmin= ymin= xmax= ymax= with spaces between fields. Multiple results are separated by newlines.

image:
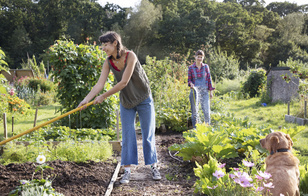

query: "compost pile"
xmin=0 ymin=131 xmax=199 ymax=196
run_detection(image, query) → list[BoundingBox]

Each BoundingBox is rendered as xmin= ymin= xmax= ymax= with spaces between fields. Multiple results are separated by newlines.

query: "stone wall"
xmin=267 ymin=67 xmax=299 ymax=103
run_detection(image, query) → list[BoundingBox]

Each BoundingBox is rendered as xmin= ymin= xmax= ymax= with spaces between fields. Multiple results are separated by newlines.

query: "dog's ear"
xmin=270 ymin=135 xmax=279 ymax=153
xmin=285 ymin=134 xmax=293 ymax=148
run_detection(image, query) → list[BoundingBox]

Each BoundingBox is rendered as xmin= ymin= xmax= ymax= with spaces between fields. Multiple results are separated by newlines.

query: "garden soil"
xmin=0 ymin=131 xmax=202 ymax=196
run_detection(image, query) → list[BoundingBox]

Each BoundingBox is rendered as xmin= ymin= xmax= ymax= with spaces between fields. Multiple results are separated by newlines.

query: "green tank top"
xmin=107 ymin=52 xmax=151 ymax=109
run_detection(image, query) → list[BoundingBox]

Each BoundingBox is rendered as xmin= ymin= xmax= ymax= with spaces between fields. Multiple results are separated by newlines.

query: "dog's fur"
xmin=260 ymin=131 xmax=300 ymax=196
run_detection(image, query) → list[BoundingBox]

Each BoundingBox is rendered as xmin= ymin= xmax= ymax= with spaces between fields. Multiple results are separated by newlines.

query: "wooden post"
xmin=33 ymin=108 xmax=38 ymax=127
xmin=305 ymin=101 xmax=307 ymax=119
xmin=3 ymin=113 xmax=7 ymax=139
xmin=288 ymin=102 xmax=290 ymax=115
xmin=116 ymin=110 xmax=119 ymax=141
xmin=79 ymin=111 xmax=82 ymax=128
xmin=12 ymin=116 xmax=14 ymax=136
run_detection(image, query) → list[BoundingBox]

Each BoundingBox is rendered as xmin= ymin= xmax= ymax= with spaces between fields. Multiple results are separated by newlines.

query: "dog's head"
xmin=260 ymin=131 xmax=293 ymax=153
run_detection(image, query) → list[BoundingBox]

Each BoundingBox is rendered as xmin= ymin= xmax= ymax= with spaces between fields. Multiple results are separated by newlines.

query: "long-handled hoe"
xmin=0 ymin=101 xmax=94 ymax=146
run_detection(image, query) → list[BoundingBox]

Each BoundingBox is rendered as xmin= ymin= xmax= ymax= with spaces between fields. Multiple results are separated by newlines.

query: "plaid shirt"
xmin=187 ymin=62 xmax=215 ymax=91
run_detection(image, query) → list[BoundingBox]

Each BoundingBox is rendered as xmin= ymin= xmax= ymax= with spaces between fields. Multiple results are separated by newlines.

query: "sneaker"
xmin=120 ymin=170 xmax=131 ymax=184
xmin=151 ymin=166 xmax=162 ymax=181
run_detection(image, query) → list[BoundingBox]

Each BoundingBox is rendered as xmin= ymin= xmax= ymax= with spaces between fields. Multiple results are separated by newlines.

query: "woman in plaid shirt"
xmin=188 ymin=50 xmax=215 ymax=127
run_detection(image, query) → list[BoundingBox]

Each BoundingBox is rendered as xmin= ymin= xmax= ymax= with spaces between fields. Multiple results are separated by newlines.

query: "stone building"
xmin=267 ymin=67 xmax=299 ymax=103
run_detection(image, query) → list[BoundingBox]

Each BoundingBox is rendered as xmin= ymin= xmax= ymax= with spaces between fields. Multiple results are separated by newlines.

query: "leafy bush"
xmin=144 ymin=56 xmax=190 ymax=131
xmin=4 ymin=94 xmax=31 ymax=114
xmin=45 ymin=38 xmax=117 ymax=129
xmin=209 ymin=48 xmax=240 ymax=82
xmin=169 ymin=124 xmax=238 ymax=165
xmin=241 ymin=69 xmax=266 ymax=98
xmin=278 ymin=57 xmax=308 ymax=79
xmin=28 ymin=77 xmax=55 ymax=93
xmin=14 ymin=76 xmax=57 ymax=106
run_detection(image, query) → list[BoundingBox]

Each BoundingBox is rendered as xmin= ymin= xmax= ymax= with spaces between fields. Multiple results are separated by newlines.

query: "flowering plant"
xmin=194 ymin=149 xmax=275 ymax=196
xmin=9 ymin=155 xmax=63 ymax=196
xmin=7 ymin=95 xmax=31 ymax=114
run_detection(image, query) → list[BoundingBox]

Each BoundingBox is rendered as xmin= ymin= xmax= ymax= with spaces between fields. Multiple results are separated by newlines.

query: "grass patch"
xmin=0 ymin=102 xmax=61 ymax=140
xmin=224 ymin=97 xmax=308 ymax=164
xmin=215 ymin=78 xmax=243 ymax=95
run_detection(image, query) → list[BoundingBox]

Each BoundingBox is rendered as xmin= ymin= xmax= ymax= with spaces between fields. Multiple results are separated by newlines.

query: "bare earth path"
xmin=111 ymin=131 xmax=198 ymax=196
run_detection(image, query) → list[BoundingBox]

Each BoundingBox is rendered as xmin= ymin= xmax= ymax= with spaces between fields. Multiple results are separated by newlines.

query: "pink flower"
xmin=207 ymin=185 xmax=218 ymax=189
xmin=9 ymin=88 xmax=14 ymax=96
xmin=218 ymin=163 xmax=226 ymax=168
xmin=229 ymin=174 xmax=235 ymax=179
xmin=243 ymin=160 xmax=254 ymax=167
xmin=255 ymin=187 xmax=264 ymax=192
xmin=234 ymin=172 xmax=253 ymax=187
xmin=255 ymin=174 xmax=263 ymax=180
xmin=233 ymin=171 xmax=243 ymax=178
xmin=213 ymin=170 xmax=225 ymax=179
xmin=263 ymin=182 xmax=275 ymax=189
xmin=239 ymin=181 xmax=253 ymax=188
xmin=257 ymin=171 xmax=272 ymax=180
xmin=233 ymin=168 xmax=239 ymax=171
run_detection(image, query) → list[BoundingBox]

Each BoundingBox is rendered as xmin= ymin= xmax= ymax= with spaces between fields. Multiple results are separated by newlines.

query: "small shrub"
xmin=209 ymin=48 xmax=240 ymax=82
xmin=242 ymin=69 xmax=266 ymax=98
xmin=6 ymin=95 xmax=31 ymax=114
xmin=28 ymin=78 xmax=55 ymax=93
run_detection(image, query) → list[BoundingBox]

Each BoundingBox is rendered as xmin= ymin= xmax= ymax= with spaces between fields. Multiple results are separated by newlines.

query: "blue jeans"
xmin=189 ymin=87 xmax=210 ymax=127
xmin=120 ymin=95 xmax=157 ymax=166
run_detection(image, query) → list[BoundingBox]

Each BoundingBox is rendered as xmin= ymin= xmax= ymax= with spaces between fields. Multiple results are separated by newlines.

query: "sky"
xmin=97 ymin=0 xmax=307 ymax=8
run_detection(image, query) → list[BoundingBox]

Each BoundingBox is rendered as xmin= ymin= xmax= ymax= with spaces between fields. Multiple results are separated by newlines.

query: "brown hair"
xmin=195 ymin=50 xmax=205 ymax=57
xmin=99 ymin=31 xmax=125 ymax=59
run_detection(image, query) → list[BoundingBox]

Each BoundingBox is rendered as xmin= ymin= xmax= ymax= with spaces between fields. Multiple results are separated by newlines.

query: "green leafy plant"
xmin=16 ymin=125 xmax=119 ymax=142
xmin=0 ymin=137 xmax=113 ymax=165
xmin=9 ymin=155 xmax=63 ymax=196
xmin=209 ymin=47 xmax=240 ymax=82
xmin=45 ymin=38 xmax=117 ymax=129
xmin=279 ymin=57 xmax=308 ymax=118
xmin=0 ymin=47 xmax=9 ymax=72
xmin=299 ymin=163 xmax=308 ymax=194
xmin=144 ymin=56 xmax=190 ymax=131
xmin=169 ymin=124 xmax=238 ymax=164
xmin=242 ymin=69 xmax=266 ymax=98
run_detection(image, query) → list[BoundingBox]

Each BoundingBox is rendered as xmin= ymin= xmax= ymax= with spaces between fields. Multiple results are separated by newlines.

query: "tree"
xmin=157 ymin=0 xmax=215 ymax=56
xmin=277 ymin=13 xmax=308 ymax=47
xmin=266 ymin=2 xmax=301 ymax=17
xmin=124 ymin=0 xmax=162 ymax=57
xmin=209 ymin=2 xmax=259 ymax=69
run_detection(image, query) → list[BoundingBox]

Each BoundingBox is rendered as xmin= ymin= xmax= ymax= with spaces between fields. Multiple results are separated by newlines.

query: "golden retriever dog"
xmin=260 ymin=131 xmax=300 ymax=196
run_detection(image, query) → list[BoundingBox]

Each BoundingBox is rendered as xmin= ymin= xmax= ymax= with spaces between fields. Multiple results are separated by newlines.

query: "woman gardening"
xmin=188 ymin=50 xmax=215 ymax=127
xmin=78 ymin=31 xmax=161 ymax=184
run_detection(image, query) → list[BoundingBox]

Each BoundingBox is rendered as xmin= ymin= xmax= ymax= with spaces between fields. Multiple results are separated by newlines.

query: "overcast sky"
xmin=97 ymin=0 xmax=307 ymax=8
